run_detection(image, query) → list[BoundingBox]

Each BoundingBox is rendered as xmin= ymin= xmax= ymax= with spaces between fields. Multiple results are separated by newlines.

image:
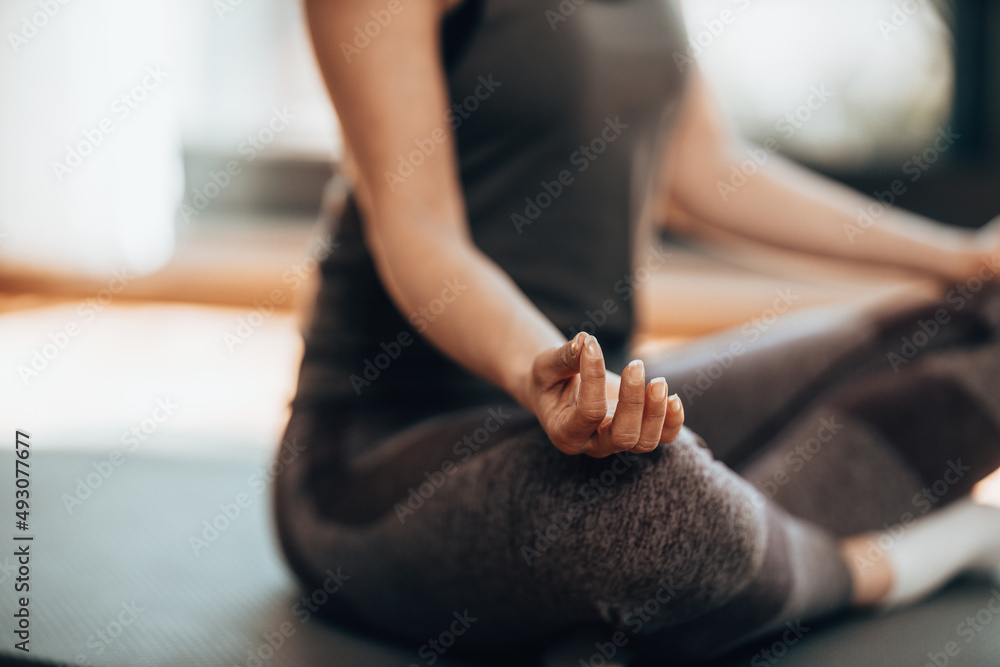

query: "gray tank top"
xmin=295 ymin=0 xmax=690 ymax=410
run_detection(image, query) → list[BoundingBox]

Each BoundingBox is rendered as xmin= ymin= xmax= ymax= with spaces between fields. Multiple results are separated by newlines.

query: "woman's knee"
xmin=503 ymin=427 xmax=772 ymax=629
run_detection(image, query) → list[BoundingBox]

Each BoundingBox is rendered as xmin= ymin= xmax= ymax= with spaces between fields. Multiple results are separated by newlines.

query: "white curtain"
xmin=0 ymin=0 xmax=184 ymax=277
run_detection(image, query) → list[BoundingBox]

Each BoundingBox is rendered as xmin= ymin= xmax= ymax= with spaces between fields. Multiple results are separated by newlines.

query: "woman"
xmin=273 ymin=0 xmax=1000 ymax=660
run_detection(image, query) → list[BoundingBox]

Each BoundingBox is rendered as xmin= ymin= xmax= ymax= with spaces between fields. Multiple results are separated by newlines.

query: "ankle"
xmin=840 ymin=534 xmax=895 ymax=608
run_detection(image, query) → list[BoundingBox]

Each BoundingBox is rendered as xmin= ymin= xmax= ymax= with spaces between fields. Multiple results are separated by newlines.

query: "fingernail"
xmin=650 ymin=377 xmax=666 ymax=401
xmin=668 ymin=394 xmax=682 ymax=412
xmin=627 ymin=360 xmax=644 ymax=383
xmin=570 ymin=334 xmax=581 ymax=354
xmin=585 ymin=336 xmax=600 ymax=355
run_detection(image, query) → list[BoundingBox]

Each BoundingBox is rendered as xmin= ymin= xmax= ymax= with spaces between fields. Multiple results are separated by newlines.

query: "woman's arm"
xmin=663 ymin=72 xmax=998 ymax=283
xmin=304 ymin=0 xmax=683 ymax=456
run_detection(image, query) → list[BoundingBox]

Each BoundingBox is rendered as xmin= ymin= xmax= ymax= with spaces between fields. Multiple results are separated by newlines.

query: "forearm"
xmin=366 ymin=218 xmax=565 ymax=409
xmin=302 ymin=0 xmax=682 ymax=456
xmin=672 ymin=150 xmax=973 ymax=281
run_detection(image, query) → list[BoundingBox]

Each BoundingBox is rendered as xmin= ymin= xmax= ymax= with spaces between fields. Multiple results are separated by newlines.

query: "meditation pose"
xmin=273 ymin=0 xmax=1000 ymax=660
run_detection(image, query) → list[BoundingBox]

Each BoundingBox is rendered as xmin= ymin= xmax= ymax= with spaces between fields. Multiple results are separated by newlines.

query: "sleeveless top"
xmin=294 ymin=0 xmax=690 ymax=411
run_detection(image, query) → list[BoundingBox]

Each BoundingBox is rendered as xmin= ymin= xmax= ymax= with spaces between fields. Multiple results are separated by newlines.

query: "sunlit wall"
xmin=681 ymin=0 xmax=953 ymax=169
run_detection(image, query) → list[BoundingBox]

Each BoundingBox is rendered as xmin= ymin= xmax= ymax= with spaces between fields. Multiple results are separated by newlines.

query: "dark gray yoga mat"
xmin=3 ymin=446 xmax=1000 ymax=667
xmin=0 ymin=446 xmax=495 ymax=667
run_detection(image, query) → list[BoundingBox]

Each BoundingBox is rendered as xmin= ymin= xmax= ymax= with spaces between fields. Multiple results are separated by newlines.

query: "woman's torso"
xmin=294 ymin=0 xmax=690 ymax=411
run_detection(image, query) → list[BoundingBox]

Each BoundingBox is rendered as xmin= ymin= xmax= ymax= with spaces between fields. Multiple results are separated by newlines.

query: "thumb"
xmin=533 ymin=332 xmax=588 ymax=388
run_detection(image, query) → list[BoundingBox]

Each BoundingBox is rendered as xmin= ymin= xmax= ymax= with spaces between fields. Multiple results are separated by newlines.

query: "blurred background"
xmin=0 ymin=0 xmax=999 ymax=482
xmin=2 ymin=1 xmax=1000 ymax=664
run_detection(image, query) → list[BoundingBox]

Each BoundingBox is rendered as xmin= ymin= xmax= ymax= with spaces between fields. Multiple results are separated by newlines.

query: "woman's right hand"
xmin=525 ymin=333 xmax=685 ymax=458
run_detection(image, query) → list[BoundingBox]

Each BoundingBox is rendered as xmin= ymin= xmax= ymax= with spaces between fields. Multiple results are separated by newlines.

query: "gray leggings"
xmin=272 ymin=290 xmax=1000 ymax=662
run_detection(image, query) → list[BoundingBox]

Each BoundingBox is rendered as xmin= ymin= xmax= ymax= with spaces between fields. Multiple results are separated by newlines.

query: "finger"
xmin=604 ymin=360 xmax=645 ymax=453
xmin=660 ymin=393 xmax=685 ymax=443
xmin=565 ymin=335 xmax=608 ymax=443
xmin=533 ymin=332 xmax=587 ymax=388
xmin=632 ymin=376 xmax=668 ymax=453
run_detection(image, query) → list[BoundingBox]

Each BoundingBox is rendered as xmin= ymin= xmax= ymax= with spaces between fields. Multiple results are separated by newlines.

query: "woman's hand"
xmin=525 ymin=332 xmax=685 ymax=457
